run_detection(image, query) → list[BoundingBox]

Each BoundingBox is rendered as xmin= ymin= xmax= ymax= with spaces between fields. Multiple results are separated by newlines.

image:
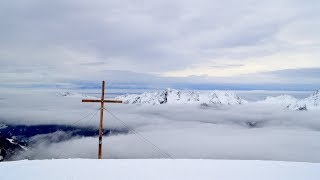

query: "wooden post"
xmin=82 ymin=81 xmax=122 ymax=159
xmin=98 ymin=81 xmax=105 ymax=159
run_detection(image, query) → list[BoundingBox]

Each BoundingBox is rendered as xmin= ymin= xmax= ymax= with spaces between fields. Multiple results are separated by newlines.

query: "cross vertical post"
xmin=98 ymin=80 xmax=105 ymax=159
xmin=82 ymin=81 xmax=122 ymax=159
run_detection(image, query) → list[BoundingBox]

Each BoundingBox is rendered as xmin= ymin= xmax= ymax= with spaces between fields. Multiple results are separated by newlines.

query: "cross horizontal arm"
xmin=82 ymin=99 xmax=122 ymax=103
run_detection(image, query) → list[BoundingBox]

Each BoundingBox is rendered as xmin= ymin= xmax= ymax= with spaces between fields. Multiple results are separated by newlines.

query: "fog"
xmin=1 ymin=88 xmax=320 ymax=162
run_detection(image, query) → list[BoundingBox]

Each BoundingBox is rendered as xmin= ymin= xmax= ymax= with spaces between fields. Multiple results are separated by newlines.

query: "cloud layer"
xmin=1 ymin=89 xmax=320 ymax=162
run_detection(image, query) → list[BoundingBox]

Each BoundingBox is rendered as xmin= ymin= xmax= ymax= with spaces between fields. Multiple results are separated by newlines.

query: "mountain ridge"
xmin=115 ymin=88 xmax=247 ymax=105
xmin=287 ymin=90 xmax=320 ymax=110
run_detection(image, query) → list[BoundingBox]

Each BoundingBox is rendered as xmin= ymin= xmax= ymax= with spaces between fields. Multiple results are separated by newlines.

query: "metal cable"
xmin=55 ymin=109 xmax=100 ymax=159
xmin=103 ymin=108 xmax=173 ymax=159
xmin=25 ymin=108 xmax=100 ymax=160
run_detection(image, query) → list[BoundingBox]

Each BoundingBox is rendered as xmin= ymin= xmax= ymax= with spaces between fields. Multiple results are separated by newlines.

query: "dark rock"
xmin=0 ymin=136 xmax=24 ymax=161
xmin=298 ymin=106 xmax=307 ymax=111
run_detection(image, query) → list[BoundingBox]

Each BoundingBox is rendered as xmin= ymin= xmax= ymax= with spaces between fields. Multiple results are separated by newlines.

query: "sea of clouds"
xmin=0 ymin=88 xmax=319 ymax=162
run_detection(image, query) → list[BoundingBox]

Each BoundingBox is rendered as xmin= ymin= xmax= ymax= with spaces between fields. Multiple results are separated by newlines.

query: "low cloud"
xmin=1 ymin=89 xmax=320 ymax=162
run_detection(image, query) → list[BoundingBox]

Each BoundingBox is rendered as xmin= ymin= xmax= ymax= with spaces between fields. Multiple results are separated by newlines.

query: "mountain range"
xmin=115 ymin=88 xmax=247 ymax=105
xmin=56 ymin=88 xmax=320 ymax=110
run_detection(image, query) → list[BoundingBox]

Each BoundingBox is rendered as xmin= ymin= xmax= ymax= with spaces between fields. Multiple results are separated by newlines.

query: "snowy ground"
xmin=1 ymin=159 xmax=319 ymax=180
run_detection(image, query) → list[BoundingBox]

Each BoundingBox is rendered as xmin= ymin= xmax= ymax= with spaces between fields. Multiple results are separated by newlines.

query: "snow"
xmin=0 ymin=123 xmax=8 ymax=129
xmin=288 ymin=90 xmax=320 ymax=110
xmin=258 ymin=95 xmax=298 ymax=106
xmin=256 ymin=90 xmax=320 ymax=111
xmin=116 ymin=88 xmax=247 ymax=105
xmin=0 ymin=159 xmax=319 ymax=180
xmin=6 ymin=138 xmax=28 ymax=151
xmin=55 ymin=89 xmax=320 ymax=111
xmin=7 ymin=138 xmax=14 ymax=144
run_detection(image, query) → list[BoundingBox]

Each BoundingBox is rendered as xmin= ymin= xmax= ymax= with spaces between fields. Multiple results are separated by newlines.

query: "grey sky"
xmin=1 ymin=0 xmax=320 ymax=89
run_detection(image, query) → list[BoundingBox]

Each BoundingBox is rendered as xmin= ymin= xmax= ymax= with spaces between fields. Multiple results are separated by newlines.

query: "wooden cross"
xmin=82 ymin=81 xmax=122 ymax=159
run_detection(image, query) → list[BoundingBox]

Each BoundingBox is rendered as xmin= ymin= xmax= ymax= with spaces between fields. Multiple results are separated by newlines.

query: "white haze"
xmin=0 ymin=88 xmax=320 ymax=162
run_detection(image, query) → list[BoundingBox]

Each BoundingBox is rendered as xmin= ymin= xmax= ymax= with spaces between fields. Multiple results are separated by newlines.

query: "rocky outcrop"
xmin=0 ymin=137 xmax=24 ymax=161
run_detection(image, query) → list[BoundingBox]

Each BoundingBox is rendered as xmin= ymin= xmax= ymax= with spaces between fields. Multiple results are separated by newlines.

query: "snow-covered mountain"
xmin=258 ymin=95 xmax=298 ymax=107
xmin=288 ymin=90 xmax=320 ymax=110
xmin=56 ymin=89 xmax=320 ymax=110
xmin=115 ymin=88 xmax=247 ymax=105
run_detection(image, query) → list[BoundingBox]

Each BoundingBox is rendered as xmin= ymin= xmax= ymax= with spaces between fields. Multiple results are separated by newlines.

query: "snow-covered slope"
xmin=288 ymin=90 xmax=320 ymax=110
xmin=115 ymin=89 xmax=247 ymax=105
xmin=258 ymin=95 xmax=298 ymax=106
xmin=1 ymin=159 xmax=319 ymax=180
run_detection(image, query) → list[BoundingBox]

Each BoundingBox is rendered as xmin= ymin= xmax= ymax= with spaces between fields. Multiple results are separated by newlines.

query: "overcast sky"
xmin=1 ymin=0 xmax=320 ymax=90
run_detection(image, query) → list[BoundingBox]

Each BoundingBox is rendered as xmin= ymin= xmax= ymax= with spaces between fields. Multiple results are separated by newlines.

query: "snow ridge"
xmin=259 ymin=95 xmax=298 ymax=107
xmin=115 ymin=88 xmax=247 ymax=105
xmin=288 ymin=90 xmax=320 ymax=110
